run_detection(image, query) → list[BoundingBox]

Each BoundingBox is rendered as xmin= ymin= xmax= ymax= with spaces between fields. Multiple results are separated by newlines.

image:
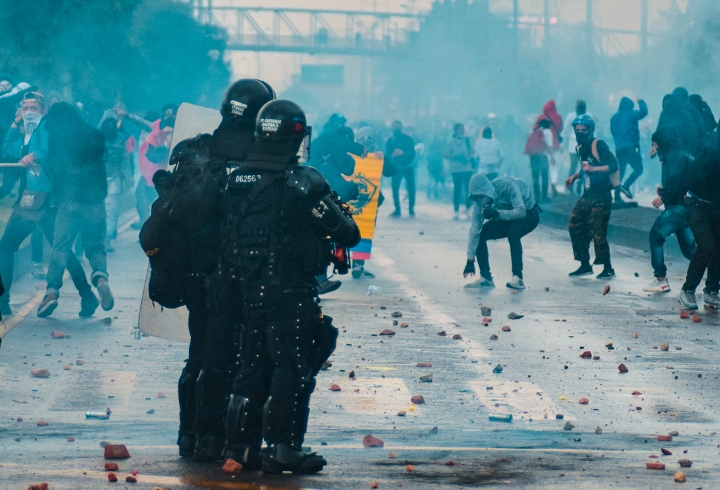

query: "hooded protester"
xmin=643 ymin=126 xmax=696 ymax=293
xmin=565 ymin=115 xmax=619 ymax=279
xmin=689 ymin=94 xmax=718 ymax=136
xmin=678 ymin=129 xmax=720 ymax=311
xmin=657 ymin=93 xmax=702 ymax=156
xmin=563 ymin=100 xmax=592 ymax=194
xmin=34 ymin=102 xmax=113 ymax=318
xmin=0 ymin=95 xmax=99 ymax=318
xmin=672 ymin=87 xmax=706 ymax=142
xmin=610 ymin=96 xmax=648 ymax=201
xmin=387 ymin=120 xmax=417 ymax=217
xmin=0 ymin=75 xmax=35 ymax=142
xmin=463 ymin=174 xmax=539 ymax=290
xmin=534 ymin=100 xmax=563 ymax=149
xmin=524 ymin=118 xmax=554 ymax=202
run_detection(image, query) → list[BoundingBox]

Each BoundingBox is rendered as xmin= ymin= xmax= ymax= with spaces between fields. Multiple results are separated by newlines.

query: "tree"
xmin=0 ymin=0 xmax=230 ymax=111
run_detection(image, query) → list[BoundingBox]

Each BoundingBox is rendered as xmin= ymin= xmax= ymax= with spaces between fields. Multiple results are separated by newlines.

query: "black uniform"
xmin=222 ymin=100 xmax=360 ymax=474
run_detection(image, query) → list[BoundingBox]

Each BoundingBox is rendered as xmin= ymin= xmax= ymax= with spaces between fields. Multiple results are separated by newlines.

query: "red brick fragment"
xmin=330 ymin=384 xmax=341 ymax=391
xmin=125 ymin=475 xmax=137 ymax=482
xmin=105 ymin=462 xmax=119 ymax=471
xmin=490 ymin=334 xmax=498 ymax=340
xmin=51 ymin=330 xmax=67 ymax=339
xmin=363 ymin=434 xmax=384 ymax=447
xmin=157 ymin=392 xmax=166 ymax=398
xmin=657 ymin=435 xmax=673 ymax=442
xmin=66 ymin=436 xmax=74 ymax=442
xmin=104 ymin=444 xmax=131 ymax=459
xmin=107 ymin=472 xmax=118 ymax=482
xmin=680 ymin=310 xmax=690 ymax=319
xmin=646 ymin=462 xmax=665 ymax=470
xmin=406 ymin=464 xmax=415 ymax=472
xmin=661 ymin=448 xmax=672 ymax=455
xmin=501 ymin=325 xmax=511 ymax=332
xmin=31 ymin=368 xmax=50 ymax=378
xmin=27 ymin=484 xmax=49 ymax=490
xmin=222 ymin=458 xmax=243 ymax=473
xmin=416 ymin=362 xmax=432 ymax=367
xmin=579 ymin=398 xmax=589 ymax=405
xmin=438 ymin=331 xmax=446 ymax=336
xmin=452 ymin=334 xmax=462 ymax=340
xmin=411 ymin=395 xmax=425 ymax=404
xmin=445 ymin=461 xmax=455 ymax=466
xmin=482 ymin=317 xmax=492 ymax=323
xmin=580 ymin=351 xmax=592 ymax=359
xmin=370 ymin=483 xmax=379 ymax=489
xmin=632 ymin=391 xmax=642 ymax=395
xmin=692 ymin=315 xmax=702 ymax=323
xmin=37 ymin=420 xmax=48 ymax=426
xmin=618 ymin=363 xmax=628 ymax=373
xmin=379 ymin=329 xmax=396 ymax=336
xmin=603 ymin=285 xmax=610 ymax=295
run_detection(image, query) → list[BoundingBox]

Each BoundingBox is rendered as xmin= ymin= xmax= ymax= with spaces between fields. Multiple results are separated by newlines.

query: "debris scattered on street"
xmin=104 ymin=444 xmax=131 ymax=459
xmin=411 ymin=395 xmax=425 ymax=404
xmin=579 ymin=398 xmax=589 ymax=405
xmin=51 ymin=330 xmax=67 ymax=339
xmin=391 ymin=311 xmax=402 ymax=318
xmin=563 ymin=421 xmax=574 ymax=430
xmin=646 ymin=462 xmax=665 ymax=470
xmin=501 ymin=325 xmax=511 ymax=332
xmin=603 ymin=285 xmax=610 ymax=295
xmin=420 ymin=374 xmax=433 ymax=382
xmin=507 ymin=312 xmax=523 ymax=319
xmin=31 ymin=369 xmax=50 ymax=378
xmin=222 ymin=458 xmax=243 ymax=473
xmin=330 ymin=384 xmax=341 ymax=391
xmin=674 ymin=471 xmax=686 ymax=482
xmin=678 ymin=459 xmax=692 ymax=467
xmin=379 ymin=329 xmax=395 ymax=336
xmin=363 ymin=434 xmax=384 ymax=447
xmin=660 ymin=342 xmax=669 ymax=351
xmin=452 ymin=334 xmax=462 ymax=340
xmin=492 ymin=364 xmax=503 ymax=373
xmin=618 ymin=363 xmax=628 ymax=373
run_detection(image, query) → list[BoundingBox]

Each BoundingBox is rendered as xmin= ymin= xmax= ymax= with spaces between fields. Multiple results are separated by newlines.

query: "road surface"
xmin=1 ymin=200 xmax=718 ymax=489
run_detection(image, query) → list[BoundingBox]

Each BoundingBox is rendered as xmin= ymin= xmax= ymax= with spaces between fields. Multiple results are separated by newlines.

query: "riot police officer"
xmin=222 ymin=100 xmax=360 ymax=473
xmin=150 ymin=79 xmax=275 ymax=460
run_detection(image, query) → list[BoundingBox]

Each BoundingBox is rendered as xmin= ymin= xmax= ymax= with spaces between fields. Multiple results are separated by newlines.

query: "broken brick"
xmin=397 ymin=411 xmax=406 ymax=416
xmin=391 ymin=311 xmax=402 ymax=318
xmin=126 ymin=475 xmax=137 ymax=482
xmin=660 ymin=342 xmax=669 ymax=351
xmin=37 ymin=420 xmax=48 ymax=426
xmin=363 ymin=434 xmax=384 ymax=447
xmin=632 ymin=391 xmax=642 ymax=395
xmin=507 ymin=312 xmax=523 ymax=319
xmin=452 ymin=334 xmax=462 ymax=340
xmin=603 ymin=285 xmax=610 ymax=295
xmin=618 ymin=364 xmax=628 ymax=373
xmin=416 ymin=362 xmax=432 ymax=367
xmin=67 ymin=436 xmax=75 ymax=442
xmin=646 ymin=462 xmax=665 ymax=470
xmin=330 ymin=384 xmax=341 ymax=391
xmin=411 ymin=395 xmax=425 ymax=404
xmin=51 ymin=330 xmax=67 ymax=339
xmin=595 ymin=426 xmax=603 ymax=434
xmin=31 ymin=369 xmax=50 ymax=378
xmin=674 ymin=471 xmax=686 ymax=482
xmin=63 ymin=364 xmax=72 ymax=370
xmin=406 ymin=465 xmax=415 ymax=472
xmin=379 ymin=329 xmax=395 ymax=336
xmin=501 ymin=325 xmax=511 ymax=332
xmin=104 ymin=444 xmax=131 ymax=459
xmin=388 ymin=452 xmax=398 ymax=458
xmin=490 ymin=334 xmax=498 ymax=340
xmin=420 ymin=374 xmax=433 ymax=382
xmin=370 ymin=483 xmax=379 ymax=489
xmin=661 ymin=448 xmax=672 ymax=455
xmin=680 ymin=310 xmax=690 ymax=319
xmin=579 ymin=398 xmax=589 ymax=405
xmin=400 ymin=322 xmax=409 ymax=328
xmin=108 ymin=473 xmax=118 ymax=482
xmin=27 ymin=484 xmax=49 ymax=490
xmin=445 ymin=461 xmax=455 ymax=466
xmin=657 ymin=435 xmax=673 ymax=442
xmin=438 ymin=331 xmax=446 ymax=336
xmin=580 ymin=351 xmax=592 ymax=359
xmin=157 ymin=392 xmax=166 ymax=398
xmin=482 ymin=317 xmax=492 ymax=323
xmin=222 ymin=458 xmax=243 ymax=473
xmin=692 ymin=315 xmax=702 ymax=323
xmin=679 ymin=459 xmax=692 ymax=467
xmin=632 ymin=332 xmax=639 ymax=338
xmin=105 ymin=463 xmax=119 ymax=471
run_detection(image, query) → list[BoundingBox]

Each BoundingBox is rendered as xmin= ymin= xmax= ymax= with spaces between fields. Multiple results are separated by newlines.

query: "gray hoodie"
xmin=466 ymin=175 xmax=535 ymax=260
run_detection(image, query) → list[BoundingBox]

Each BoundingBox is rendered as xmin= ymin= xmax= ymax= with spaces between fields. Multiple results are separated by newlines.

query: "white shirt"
xmin=474 ymin=138 xmax=505 ymax=166
xmin=563 ymin=110 xmax=593 ymax=152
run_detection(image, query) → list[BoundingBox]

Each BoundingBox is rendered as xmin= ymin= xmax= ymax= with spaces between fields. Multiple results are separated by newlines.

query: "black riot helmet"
xmin=220 ymin=79 xmax=275 ymax=123
xmin=252 ymin=99 xmax=312 ymax=164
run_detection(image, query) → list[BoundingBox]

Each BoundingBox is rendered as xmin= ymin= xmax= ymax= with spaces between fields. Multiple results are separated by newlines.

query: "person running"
xmin=463 ymin=174 xmax=540 ymax=290
xmin=610 ymin=96 xmax=648 ymax=202
xmin=565 ymin=115 xmax=619 ymax=279
xmin=644 ymin=126 xmax=696 ymax=293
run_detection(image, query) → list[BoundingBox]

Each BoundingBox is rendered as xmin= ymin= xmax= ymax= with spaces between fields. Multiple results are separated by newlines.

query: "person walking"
xmin=563 ymin=100 xmax=592 ymax=195
xmin=445 ymin=123 xmax=475 ymax=220
xmin=34 ymin=102 xmax=114 ymax=317
xmin=463 ymin=174 xmax=539 ymax=290
xmin=610 ymin=96 xmax=648 ymax=201
xmin=474 ymin=126 xmax=505 ymax=181
xmin=524 ymin=118 xmax=554 ymax=202
xmin=386 ymin=121 xmax=416 ymax=217
xmin=644 ymin=125 xmax=696 ymax=293
xmin=565 ymin=115 xmax=619 ymax=279
xmin=98 ymin=115 xmax=131 ymax=251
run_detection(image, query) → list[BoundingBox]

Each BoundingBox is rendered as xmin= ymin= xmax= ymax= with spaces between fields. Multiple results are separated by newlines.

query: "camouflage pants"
xmin=568 ymin=192 xmax=612 ymax=266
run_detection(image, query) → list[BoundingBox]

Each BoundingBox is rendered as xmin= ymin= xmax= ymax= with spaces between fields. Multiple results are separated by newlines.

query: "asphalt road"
xmin=1 ymin=199 xmax=719 ymax=489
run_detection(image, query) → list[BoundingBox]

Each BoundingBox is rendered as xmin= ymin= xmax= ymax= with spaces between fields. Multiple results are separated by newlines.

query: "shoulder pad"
xmin=169 ymin=134 xmax=211 ymax=167
xmin=285 ymin=165 xmax=330 ymax=198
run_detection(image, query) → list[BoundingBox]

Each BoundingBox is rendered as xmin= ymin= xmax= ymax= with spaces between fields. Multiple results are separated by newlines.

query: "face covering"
xmin=574 ymin=130 xmax=590 ymax=145
xmin=23 ymin=111 xmax=43 ymax=144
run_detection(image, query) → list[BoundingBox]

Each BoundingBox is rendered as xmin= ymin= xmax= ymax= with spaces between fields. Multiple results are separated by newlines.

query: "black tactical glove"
xmin=483 ymin=207 xmax=500 ymax=220
xmin=463 ymin=260 xmax=476 ymax=277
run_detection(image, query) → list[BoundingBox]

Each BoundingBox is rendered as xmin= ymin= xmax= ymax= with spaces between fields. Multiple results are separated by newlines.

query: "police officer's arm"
xmin=309 ymin=192 xmax=361 ymax=248
xmin=496 ymin=180 xmax=526 ymax=221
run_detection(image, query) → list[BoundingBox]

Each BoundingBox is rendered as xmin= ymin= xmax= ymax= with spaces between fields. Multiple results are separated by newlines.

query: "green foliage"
xmin=0 ymin=0 xmax=230 ymax=110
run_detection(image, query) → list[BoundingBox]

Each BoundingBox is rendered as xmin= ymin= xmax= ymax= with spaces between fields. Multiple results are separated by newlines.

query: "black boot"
xmin=262 ymin=442 xmax=327 ymax=474
xmin=178 ymin=431 xmax=196 ymax=458
xmin=194 ymin=434 xmax=225 ymax=462
xmin=223 ymin=394 xmax=263 ymax=470
xmin=177 ymin=366 xmax=198 ymax=457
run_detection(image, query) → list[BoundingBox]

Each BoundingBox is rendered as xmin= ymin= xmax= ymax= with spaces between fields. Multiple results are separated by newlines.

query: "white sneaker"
xmin=704 ymin=290 xmax=720 ymax=308
xmin=464 ymin=276 xmax=495 ymax=289
xmin=453 ymin=211 xmax=460 ymax=220
xmin=643 ymin=278 xmax=670 ymax=293
xmin=462 ymin=209 xmax=470 ymax=220
xmin=506 ymin=275 xmax=526 ymax=290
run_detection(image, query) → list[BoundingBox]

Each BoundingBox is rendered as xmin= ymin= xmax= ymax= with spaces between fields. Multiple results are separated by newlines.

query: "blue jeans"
xmin=649 ymin=204 xmax=696 ymax=278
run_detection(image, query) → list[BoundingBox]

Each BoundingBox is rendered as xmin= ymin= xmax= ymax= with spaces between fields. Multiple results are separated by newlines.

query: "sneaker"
xmin=464 ymin=276 xmax=495 ymax=289
xmin=351 ymin=263 xmax=363 ymax=279
xmin=568 ymin=263 xmax=593 ymax=277
xmin=619 ymin=185 xmax=634 ymax=199
xmin=79 ymin=292 xmax=100 ymax=317
xmin=262 ymin=443 xmax=327 ymax=474
xmin=96 ymin=279 xmax=115 ymax=311
xmin=506 ymin=275 xmax=526 ymax=290
xmin=362 ymin=269 xmax=375 ymax=279
xmin=0 ymin=303 xmax=12 ymax=317
xmin=596 ymin=268 xmax=615 ymax=279
xmin=389 ymin=210 xmax=401 ymax=218
xmin=317 ymin=279 xmax=341 ymax=295
xmin=31 ymin=263 xmax=46 ymax=280
xmin=703 ymin=290 xmax=720 ymax=308
xmin=644 ymin=278 xmax=670 ymax=293
xmin=409 ymin=209 xmax=415 ymax=217
xmin=679 ymin=290 xmax=698 ymax=310
xmin=104 ymin=240 xmax=115 ymax=253
xmin=453 ymin=211 xmax=459 ymax=220
xmin=37 ymin=293 xmax=59 ymax=318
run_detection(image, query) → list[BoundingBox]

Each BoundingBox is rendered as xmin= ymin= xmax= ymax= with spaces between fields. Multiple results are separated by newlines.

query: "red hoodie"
xmin=533 ymin=100 xmax=563 ymax=149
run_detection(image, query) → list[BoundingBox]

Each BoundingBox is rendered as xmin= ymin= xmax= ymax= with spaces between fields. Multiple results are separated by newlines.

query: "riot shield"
xmin=137 ymin=102 xmax=221 ymax=343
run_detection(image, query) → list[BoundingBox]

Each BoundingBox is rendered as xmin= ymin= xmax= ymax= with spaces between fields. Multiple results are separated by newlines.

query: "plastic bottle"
xmin=367 ymin=286 xmax=382 ymax=295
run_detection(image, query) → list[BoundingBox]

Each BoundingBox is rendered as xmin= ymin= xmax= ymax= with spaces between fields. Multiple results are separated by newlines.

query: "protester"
xmin=426 ymin=123 xmax=447 ymax=199
xmin=0 ymin=94 xmax=98 ymax=318
xmin=644 ymin=126 xmax=696 ymax=293
xmin=99 ymin=114 xmax=131 ymax=251
xmin=474 ymin=126 xmax=505 ymax=180
xmin=35 ymin=102 xmax=113 ymax=317
xmin=565 ymin=115 xmax=619 ymax=279
xmin=524 ymin=118 xmax=554 ymax=202
xmin=463 ymin=174 xmax=539 ymax=290
xmin=535 ymin=101 xmax=563 ymax=196
xmin=678 ymin=128 xmax=720 ymax=310
xmin=135 ymin=116 xmax=175 ymax=227
xmin=562 ymin=100 xmax=592 ymax=194
xmin=386 ymin=121 xmax=416 ymax=217
xmin=689 ymin=94 xmax=718 ymax=137
xmin=657 ymin=93 xmax=701 ymax=157
xmin=610 ymin=96 xmax=648 ymax=201
xmin=445 ymin=123 xmax=475 ymax=220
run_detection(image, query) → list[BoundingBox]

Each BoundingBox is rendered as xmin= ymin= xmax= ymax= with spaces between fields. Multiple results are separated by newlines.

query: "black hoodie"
xmin=652 ymin=125 xmax=693 ymax=207
xmin=686 ymin=132 xmax=720 ymax=205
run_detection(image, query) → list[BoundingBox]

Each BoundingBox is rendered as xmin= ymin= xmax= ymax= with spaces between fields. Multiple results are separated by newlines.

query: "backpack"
xmin=589 ymin=139 xmax=621 ymax=188
xmin=524 ymin=129 xmax=546 ymax=155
